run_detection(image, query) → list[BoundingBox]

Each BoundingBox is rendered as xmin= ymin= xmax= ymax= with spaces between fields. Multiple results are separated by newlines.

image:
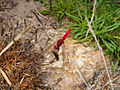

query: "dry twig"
xmin=85 ymin=17 xmax=113 ymax=90
xmin=103 ymin=74 xmax=120 ymax=88
xmin=84 ymin=0 xmax=113 ymax=89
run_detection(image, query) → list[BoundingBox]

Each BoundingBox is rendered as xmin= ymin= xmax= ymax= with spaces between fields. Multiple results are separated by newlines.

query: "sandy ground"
xmin=0 ymin=0 xmax=120 ymax=89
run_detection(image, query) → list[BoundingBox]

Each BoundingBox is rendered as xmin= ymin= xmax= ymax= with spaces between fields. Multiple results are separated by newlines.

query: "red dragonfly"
xmin=52 ymin=29 xmax=71 ymax=61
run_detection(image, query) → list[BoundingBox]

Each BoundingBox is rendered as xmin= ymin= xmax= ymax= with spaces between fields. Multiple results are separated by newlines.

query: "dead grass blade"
xmin=86 ymin=0 xmax=96 ymax=38
xmin=0 ymin=68 xmax=12 ymax=86
xmin=0 ymin=25 xmax=32 ymax=56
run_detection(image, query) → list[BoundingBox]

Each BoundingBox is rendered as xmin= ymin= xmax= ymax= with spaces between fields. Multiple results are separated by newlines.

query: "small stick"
xmin=31 ymin=10 xmax=43 ymax=26
xmin=24 ymin=19 xmax=27 ymax=29
xmin=49 ymin=0 xmax=52 ymax=13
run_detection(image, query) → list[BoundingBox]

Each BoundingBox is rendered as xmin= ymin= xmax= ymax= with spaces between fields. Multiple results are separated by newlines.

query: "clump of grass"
xmin=66 ymin=0 xmax=120 ymax=73
xmin=39 ymin=0 xmax=77 ymax=26
xmin=40 ymin=0 xmax=120 ymax=73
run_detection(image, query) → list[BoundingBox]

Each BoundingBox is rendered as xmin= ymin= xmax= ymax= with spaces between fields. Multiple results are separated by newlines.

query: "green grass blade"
xmin=113 ymin=59 xmax=119 ymax=73
xmin=65 ymin=12 xmax=80 ymax=22
xmin=102 ymin=39 xmax=114 ymax=52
